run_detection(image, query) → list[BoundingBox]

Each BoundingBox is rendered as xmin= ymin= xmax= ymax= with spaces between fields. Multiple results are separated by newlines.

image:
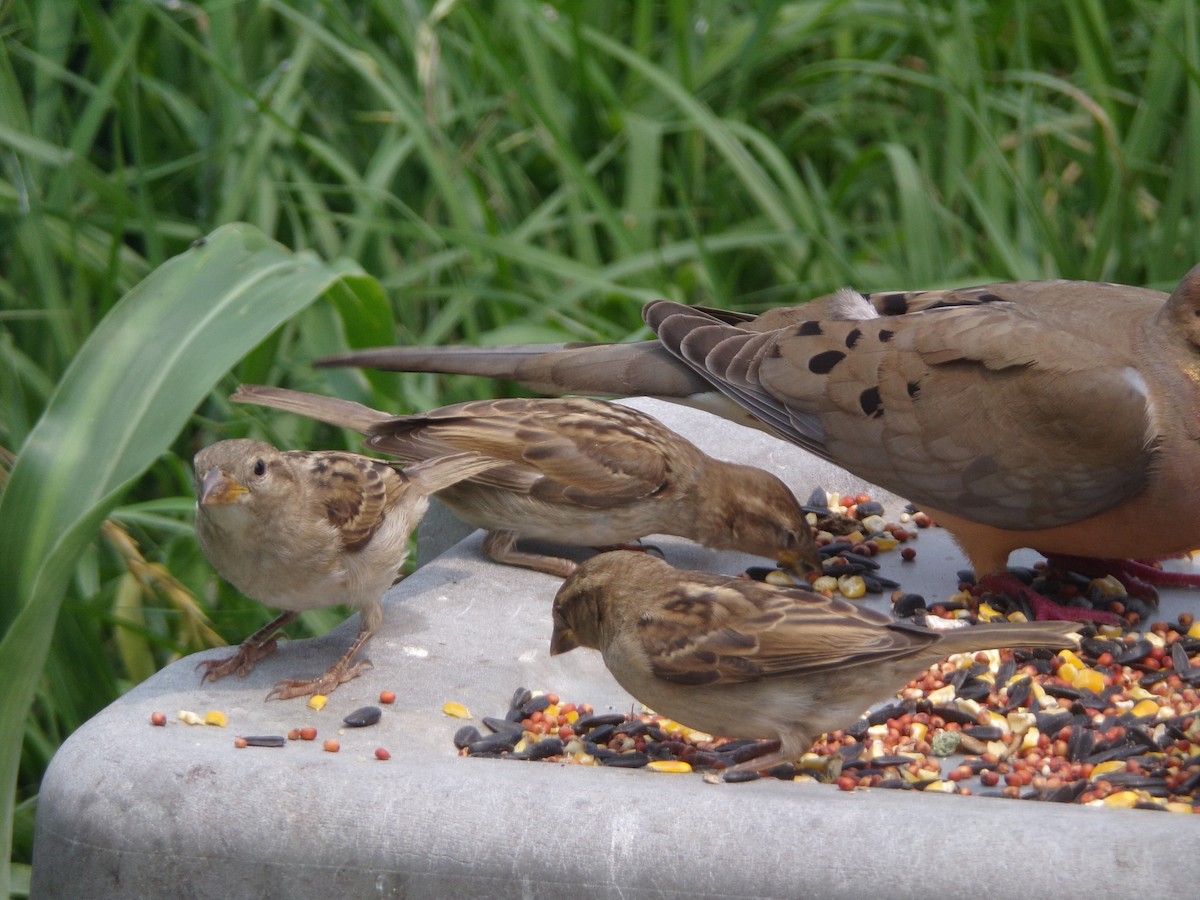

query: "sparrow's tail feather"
xmin=402 ymin=451 xmax=507 ymax=495
xmin=231 ymin=384 xmax=388 ymax=433
xmin=929 ymin=620 xmax=1080 ymax=656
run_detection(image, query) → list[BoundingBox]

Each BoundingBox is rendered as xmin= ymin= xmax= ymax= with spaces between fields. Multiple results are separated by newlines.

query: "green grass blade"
xmin=0 ymin=222 xmax=377 ymax=893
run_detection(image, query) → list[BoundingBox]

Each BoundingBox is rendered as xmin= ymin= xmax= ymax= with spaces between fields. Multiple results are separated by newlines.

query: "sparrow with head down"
xmin=550 ymin=551 xmax=1080 ymax=772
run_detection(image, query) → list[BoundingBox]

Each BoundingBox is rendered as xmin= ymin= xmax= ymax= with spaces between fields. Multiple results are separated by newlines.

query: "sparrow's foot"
xmin=196 ymin=638 xmax=280 ymax=683
xmin=975 ymin=572 xmax=1123 ymax=625
xmin=196 ymin=611 xmax=298 ymax=684
xmin=266 ymin=657 xmax=374 ymax=701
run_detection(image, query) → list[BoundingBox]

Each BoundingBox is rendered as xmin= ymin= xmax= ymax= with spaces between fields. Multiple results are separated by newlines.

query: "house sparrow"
xmin=194 ymin=438 xmax=501 ymax=699
xmin=550 ymin=551 xmax=1080 ymax=771
xmin=317 ymin=264 xmax=1200 ymax=622
xmin=229 ymin=385 xmax=822 ymax=578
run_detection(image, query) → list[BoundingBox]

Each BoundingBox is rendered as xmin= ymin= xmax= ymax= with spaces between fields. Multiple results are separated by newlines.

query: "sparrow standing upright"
xmin=194 ymin=438 xmax=501 ymax=699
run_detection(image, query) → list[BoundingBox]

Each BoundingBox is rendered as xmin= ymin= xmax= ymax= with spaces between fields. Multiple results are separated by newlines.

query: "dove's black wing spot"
xmin=809 ymin=350 xmax=845 ymax=374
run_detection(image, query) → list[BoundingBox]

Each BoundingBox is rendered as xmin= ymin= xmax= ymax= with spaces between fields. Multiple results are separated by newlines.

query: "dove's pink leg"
xmin=973 ymin=573 xmax=1124 ymax=625
xmin=1044 ymin=555 xmax=1200 ymax=607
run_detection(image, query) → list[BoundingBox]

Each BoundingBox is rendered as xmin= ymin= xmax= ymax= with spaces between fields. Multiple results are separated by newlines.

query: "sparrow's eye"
xmin=253 ymin=459 xmax=267 ymax=478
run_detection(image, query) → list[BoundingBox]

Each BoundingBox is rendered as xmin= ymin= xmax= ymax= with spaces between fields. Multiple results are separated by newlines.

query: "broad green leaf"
xmin=0 ymin=222 xmax=380 ymax=893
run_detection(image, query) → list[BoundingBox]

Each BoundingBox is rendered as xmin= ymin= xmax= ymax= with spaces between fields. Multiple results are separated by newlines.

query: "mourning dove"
xmin=229 ymin=385 xmax=821 ymax=578
xmin=194 ymin=439 xmax=501 ymax=698
xmin=550 ymin=551 xmax=1079 ymax=772
xmin=318 ymin=264 xmax=1200 ymax=621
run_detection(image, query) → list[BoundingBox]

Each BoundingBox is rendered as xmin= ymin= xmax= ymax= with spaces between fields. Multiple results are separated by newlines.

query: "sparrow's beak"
xmin=199 ymin=468 xmax=248 ymax=507
xmin=776 ymin=546 xmax=822 ymax=580
xmin=549 ymin=618 xmax=579 ymax=656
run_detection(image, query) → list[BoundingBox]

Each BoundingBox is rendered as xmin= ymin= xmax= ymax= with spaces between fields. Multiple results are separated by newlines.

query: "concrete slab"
xmin=31 ymin=400 xmax=1200 ymax=898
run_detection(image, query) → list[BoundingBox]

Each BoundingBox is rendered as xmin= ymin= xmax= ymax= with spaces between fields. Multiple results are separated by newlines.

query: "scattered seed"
xmin=150 ymin=712 xmax=166 ymax=727
xmin=242 ymin=735 xmax=286 ymax=748
xmin=375 ymin=747 xmax=391 ymax=761
xmin=299 ymin=726 xmax=317 ymax=741
xmin=343 ymin=706 xmax=382 ymax=728
xmin=307 ymin=695 xmax=328 ymax=711
xmin=234 ymin=737 xmax=248 ymax=749
xmin=204 ymin=710 xmax=228 ymax=727
xmin=379 ymin=690 xmax=396 ymax=705
xmin=177 ymin=710 xmax=205 ymax=726
xmin=443 ymin=701 xmax=471 ymax=719
xmin=323 ymin=739 xmax=340 ymax=753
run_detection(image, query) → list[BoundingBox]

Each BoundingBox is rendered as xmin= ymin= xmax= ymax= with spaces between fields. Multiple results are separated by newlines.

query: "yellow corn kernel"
xmin=986 ymin=711 xmax=1010 ymax=732
xmin=860 ymin=515 xmax=887 ymax=534
xmin=1188 ymin=622 xmax=1200 ymax=640
xmin=1166 ymin=802 xmax=1195 ymax=814
xmin=1090 ymin=760 xmax=1126 ymax=780
xmin=977 ymin=604 xmax=1004 ymax=622
xmin=1098 ymin=623 xmax=1124 ymax=638
xmin=575 ymin=753 xmax=596 ymax=766
xmin=837 ymin=575 xmax=867 ymax=599
xmin=1006 ymin=610 xmax=1029 ymax=623
xmin=1131 ymin=699 xmax=1160 ymax=718
xmin=871 ymin=535 xmax=899 ymax=551
xmin=307 ymin=694 xmax=328 ymax=711
xmin=1058 ymin=649 xmax=1083 ymax=669
xmin=441 ymin=701 xmax=471 ymax=719
xmin=1072 ymin=668 xmax=1106 ymax=694
xmin=924 ymin=780 xmax=955 ymax=793
xmin=1101 ymin=790 xmax=1142 ymax=808
xmin=1019 ymin=727 xmax=1040 ymax=751
xmin=812 ymin=575 xmax=838 ymax=594
xmin=684 ymin=729 xmax=713 ymax=743
xmin=204 ymin=710 xmax=228 ymax=727
xmin=1006 ymin=711 xmax=1036 ymax=736
xmin=543 ymin=704 xmax=559 ymax=718
xmin=764 ymin=570 xmax=795 ymax=587
xmin=177 ymin=710 xmax=205 ymax=726
xmin=925 ymin=685 xmax=956 ymax=705
xmin=1056 ymin=662 xmax=1080 ymax=682
xmin=647 ymin=760 xmax=692 ymax=774
xmin=564 ymin=710 xmax=579 ymax=724
xmin=909 ymin=722 xmax=928 ymax=743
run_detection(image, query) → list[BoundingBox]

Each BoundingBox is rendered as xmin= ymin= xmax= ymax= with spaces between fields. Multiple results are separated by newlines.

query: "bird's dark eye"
xmin=253 ymin=459 xmax=267 ymax=477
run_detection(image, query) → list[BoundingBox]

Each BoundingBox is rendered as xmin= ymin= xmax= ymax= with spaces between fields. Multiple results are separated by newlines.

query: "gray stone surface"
xmin=31 ymin=399 xmax=1200 ymax=898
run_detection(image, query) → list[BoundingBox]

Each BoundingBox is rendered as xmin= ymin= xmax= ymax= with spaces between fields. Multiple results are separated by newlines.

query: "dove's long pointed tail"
xmin=315 ymin=341 xmax=713 ymax=400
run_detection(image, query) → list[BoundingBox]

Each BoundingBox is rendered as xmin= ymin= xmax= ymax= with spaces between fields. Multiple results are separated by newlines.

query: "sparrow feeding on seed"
xmin=550 ymin=551 xmax=1080 ymax=772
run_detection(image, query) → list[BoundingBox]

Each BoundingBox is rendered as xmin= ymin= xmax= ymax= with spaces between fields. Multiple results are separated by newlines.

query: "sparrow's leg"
xmin=482 ymin=530 xmax=578 ymax=578
xmin=196 ymin=610 xmax=298 ymax=683
xmin=266 ymin=624 xmax=375 ymax=700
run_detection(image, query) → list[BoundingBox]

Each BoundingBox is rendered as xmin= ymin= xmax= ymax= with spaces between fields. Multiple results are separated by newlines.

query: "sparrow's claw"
xmin=195 ymin=638 xmax=280 ymax=683
xmin=265 ymin=657 xmax=374 ymax=700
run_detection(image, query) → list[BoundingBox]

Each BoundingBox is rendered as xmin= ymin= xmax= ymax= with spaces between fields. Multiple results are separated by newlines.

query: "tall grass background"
xmin=1 ymin=0 xmax=1198 ymax=892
